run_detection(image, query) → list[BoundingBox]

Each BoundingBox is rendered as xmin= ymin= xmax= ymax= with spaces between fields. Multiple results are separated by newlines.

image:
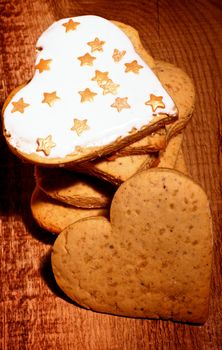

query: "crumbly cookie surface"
xmin=52 ymin=168 xmax=212 ymax=323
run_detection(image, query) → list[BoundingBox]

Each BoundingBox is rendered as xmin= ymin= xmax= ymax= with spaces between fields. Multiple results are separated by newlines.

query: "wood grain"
xmin=0 ymin=0 xmax=222 ymax=349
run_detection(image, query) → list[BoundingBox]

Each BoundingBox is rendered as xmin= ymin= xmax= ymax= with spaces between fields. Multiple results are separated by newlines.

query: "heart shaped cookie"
xmin=2 ymin=16 xmax=177 ymax=166
xmin=51 ymin=168 xmax=212 ymax=323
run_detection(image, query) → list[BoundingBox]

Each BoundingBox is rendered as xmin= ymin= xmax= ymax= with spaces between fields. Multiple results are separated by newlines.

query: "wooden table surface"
xmin=0 ymin=0 xmax=222 ymax=349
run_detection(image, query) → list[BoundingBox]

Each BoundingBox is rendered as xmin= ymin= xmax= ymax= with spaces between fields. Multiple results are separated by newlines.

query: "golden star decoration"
xmin=78 ymin=53 xmax=96 ymax=66
xmin=36 ymin=135 xmax=56 ymax=156
xmin=71 ymin=118 xmax=89 ymax=136
xmin=101 ymin=79 xmax=119 ymax=95
xmin=111 ymin=97 xmax=131 ymax=112
xmin=42 ymin=91 xmax=60 ymax=107
xmin=91 ymin=70 xmax=109 ymax=86
xmin=112 ymin=49 xmax=126 ymax=62
xmin=62 ymin=19 xmax=80 ymax=32
xmin=145 ymin=94 xmax=165 ymax=112
xmin=78 ymin=88 xmax=97 ymax=103
xmin=87 ymin=37 xmax=105 ymax=52
xmin=125 ymin=60 xmax=143 ymax=74
xmin=11 ymin=98 xmax=30 ymax=113
xmin=35 ymin=59 xmax=52 ymax=73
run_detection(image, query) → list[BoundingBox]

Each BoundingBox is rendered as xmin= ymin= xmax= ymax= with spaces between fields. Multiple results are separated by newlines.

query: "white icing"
xmin=4 ymin=15 xmax=177 ymax=159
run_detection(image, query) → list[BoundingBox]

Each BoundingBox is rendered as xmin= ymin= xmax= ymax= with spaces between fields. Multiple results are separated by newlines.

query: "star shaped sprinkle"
xmin=145 ymin=94 xmax=165 ymax=112
xmin=87 ymin=37 xmax=105 ymax=52
xmin=62 ymin=19 xmax=80 ymax=32
xmin=78 ymin=53 xmax=96 ymax=66
xmin=35 ymin=59 xmax=52 ymax=73
xmin=11 ymin=98 xmax=30 ymax=113
xmin=36 ymin=135 xmax=56 ymax=156
xmin=111 ymin=97 xmax=131 ymax=112
xmin=101 ymin=79 xmax=119 ymax=95
xmin=124 ymin=60 xmax=143 ymax=74
xmin=78 ymin=88 xmax=97 ymax=103
xmin=91 ymin=70 xmax=109 ymax=86
xmin=71 ymin=118 xmax=89 ymax=136
xmin=42 ymin=91 xmax=60 ymax=107
xmin=112 ymin=49 xmax=126 ymax=62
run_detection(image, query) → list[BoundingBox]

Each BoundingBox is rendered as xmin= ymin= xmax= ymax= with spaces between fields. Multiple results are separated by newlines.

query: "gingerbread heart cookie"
xmin=51 ymin=168 xmax=212 ymax=323
xmin=2 ymin=16 xmax=177 ymax=166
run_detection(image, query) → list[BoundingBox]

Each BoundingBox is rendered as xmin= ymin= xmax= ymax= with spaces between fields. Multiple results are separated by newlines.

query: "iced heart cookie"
xmin=35 ymin=166 xmax=114 ymax=208
xmin=31 ymin=187 xmax=108 ymax=234
xmin=52 ymin=168 xmax=212 ymax=323
xmin=2 ymin=15 xmax=177 ymax=166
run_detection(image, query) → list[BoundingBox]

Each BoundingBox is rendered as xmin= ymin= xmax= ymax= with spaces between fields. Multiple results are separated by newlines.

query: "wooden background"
xmin=0 ymin=0 xmax=222 ymax=349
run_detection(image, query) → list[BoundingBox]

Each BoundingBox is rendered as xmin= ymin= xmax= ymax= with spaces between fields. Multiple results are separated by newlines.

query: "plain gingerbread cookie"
xmin=51 ymin=168 xmax=212 ymax=323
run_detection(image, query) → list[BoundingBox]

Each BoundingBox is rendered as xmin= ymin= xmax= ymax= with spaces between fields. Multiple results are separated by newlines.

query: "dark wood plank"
xmin=0 ymin=0 xmax=221 ymax=349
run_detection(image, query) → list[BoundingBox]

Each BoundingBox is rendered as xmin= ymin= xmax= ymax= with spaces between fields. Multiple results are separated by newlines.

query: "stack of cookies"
xmin=29 ymin=55 xmax=195 ymax=233
xmin=2 ymin=15 xmax=212 ymax=323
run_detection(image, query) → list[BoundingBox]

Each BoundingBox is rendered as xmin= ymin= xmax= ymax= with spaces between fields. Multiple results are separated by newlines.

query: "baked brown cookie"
xmin=154 ymin=60 xmax=195 ymax=141
xmin=31 ymin=187 xmax=108 ymax=234
xmin=72 ymin=152 xmax=158 ymax=186
xmin=158 ymin=133 xmax=183 ymax=169
xmin=52 ymin=168 xmax=212 ymax=323
xmin=35 ymin=166 xmax=114 ymax=208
